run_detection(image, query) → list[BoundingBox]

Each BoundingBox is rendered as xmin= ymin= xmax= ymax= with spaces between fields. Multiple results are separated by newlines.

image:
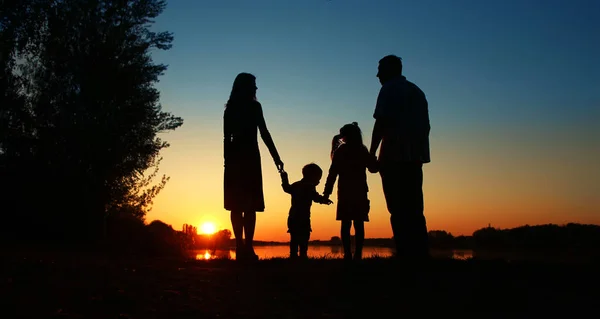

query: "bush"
xmin=104 ymin=215 xmax=188 ymax=258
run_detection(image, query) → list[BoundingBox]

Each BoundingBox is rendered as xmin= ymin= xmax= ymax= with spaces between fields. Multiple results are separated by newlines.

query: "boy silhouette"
xmin=281 ymin=163 xmax=333 ymax=259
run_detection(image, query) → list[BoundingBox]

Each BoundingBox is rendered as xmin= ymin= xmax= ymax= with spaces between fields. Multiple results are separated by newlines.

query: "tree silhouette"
xmin=216 ymin=229 xmax=232 ymax=241
xmin=1 ymin=0 xmax=182 ymax=245
xmin=428 ymin=230 xmax=454 ymax=250
xmin=213 ymin=229 xmax=232 ymax=249
xmin=330 ymin=236 xmax=341 ymax=244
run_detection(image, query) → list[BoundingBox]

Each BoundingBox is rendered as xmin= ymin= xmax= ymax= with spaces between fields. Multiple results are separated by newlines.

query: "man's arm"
xmin=370 ymin=84 xmax=389 ymax=157
xmin=369 ymin=119 xmax=383 ymax=157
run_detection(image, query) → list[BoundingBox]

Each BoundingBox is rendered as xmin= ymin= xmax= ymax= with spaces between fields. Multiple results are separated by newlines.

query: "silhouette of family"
xmin=223 ymin=55 xmax=431 ymax=262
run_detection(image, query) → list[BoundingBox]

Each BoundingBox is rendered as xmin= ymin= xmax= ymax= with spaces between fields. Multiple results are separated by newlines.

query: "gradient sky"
xmin=146 ymin=0 xmax=600 ymax=241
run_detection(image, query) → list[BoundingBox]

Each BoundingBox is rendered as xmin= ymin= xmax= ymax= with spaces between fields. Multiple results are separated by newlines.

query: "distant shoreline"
xmin=189 ymin=224 xmax=600 ymax=257
xmin=194 ymin=239 xmax=396 ymax=250
xmin=251 ymin=240 xmax=392 ymax=246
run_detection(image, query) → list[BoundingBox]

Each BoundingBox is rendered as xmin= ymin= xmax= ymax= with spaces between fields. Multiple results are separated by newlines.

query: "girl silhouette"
xmin=224 ymin=73 xmax=284 ymax=261
xmin=323 ymin=122 xmax=378 ymax=261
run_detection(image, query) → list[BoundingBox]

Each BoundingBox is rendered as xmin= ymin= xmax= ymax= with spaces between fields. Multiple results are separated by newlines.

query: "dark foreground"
xmin=3 ymin=253 xmax=599 ymax=318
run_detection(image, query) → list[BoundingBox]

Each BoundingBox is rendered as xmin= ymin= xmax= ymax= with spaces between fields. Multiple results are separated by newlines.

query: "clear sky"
xmin=146 ymin=0 xmax=600 ymax=241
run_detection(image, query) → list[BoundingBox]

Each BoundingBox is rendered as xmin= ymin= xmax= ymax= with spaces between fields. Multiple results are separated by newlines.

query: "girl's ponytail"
xmin=340 ymin=122 xmax=363 ymax=146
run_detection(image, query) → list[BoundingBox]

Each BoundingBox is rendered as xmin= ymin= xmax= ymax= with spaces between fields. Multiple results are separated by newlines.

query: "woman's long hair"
xmin=225 ymin=72 xmax=257 ymax=109
xmin=330 ymin=122 xmax=362 ymax=159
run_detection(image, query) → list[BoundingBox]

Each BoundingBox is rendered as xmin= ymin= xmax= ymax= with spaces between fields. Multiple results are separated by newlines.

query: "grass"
xmin=3 ymin=251 xmax=600 ymax=318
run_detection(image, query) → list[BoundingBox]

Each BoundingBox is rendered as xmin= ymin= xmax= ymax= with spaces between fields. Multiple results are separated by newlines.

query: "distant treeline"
xmin=396 ymin=223 xmax=600 ymax=253
xmin=449 ymin=223 xmax=600 ymax=253
xmin=77 ymin=221 xmax=600 ymax=258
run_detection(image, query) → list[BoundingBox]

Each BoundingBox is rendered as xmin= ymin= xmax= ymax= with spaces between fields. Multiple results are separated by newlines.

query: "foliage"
xmin=104 ymin=218 xmax=189 ymax=258
xmin=0 ymin=0 xmax=182 ymax=244
xmin=214 ymin=229 xmax=232 ymax=243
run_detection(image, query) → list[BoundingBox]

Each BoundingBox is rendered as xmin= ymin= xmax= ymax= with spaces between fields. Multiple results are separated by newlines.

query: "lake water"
xmin=193 ymin=245 xmax=474 ymax=261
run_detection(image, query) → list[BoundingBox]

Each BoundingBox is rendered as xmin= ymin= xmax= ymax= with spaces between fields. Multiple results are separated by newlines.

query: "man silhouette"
xmin=368 ymin=55 xmax=431 ymax=260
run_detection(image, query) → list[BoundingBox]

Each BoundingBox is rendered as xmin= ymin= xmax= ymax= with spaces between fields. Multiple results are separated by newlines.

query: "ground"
xmin=3 ymin=252 xmax=599 ymax=318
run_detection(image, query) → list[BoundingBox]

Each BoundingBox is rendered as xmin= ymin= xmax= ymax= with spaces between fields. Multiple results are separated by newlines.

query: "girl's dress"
xmin=223 ymin=100 xmax=281 ymax=212
xmin=324 ymin=143 xmax=378 ymax=221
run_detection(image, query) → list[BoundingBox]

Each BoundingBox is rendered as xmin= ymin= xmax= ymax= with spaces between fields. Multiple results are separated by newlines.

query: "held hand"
xmin=369 ymin=147 xmax=377 ymax=157
xmin=276 ymin=160 xmax=284 ymax=173
xmin=368 ymin=155 xmax=380 ymax=173
xmin=321 ymin=194 xmax=333 ymax=205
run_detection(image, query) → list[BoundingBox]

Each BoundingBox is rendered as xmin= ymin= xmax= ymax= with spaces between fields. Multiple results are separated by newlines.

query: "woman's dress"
xmin=224 ymin=100 xmax=281 ymax=212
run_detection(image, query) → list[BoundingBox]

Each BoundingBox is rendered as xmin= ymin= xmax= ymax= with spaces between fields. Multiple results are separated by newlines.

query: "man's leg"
xmin=380 ymin=165 xmax=405 ymax=256
xmin=381 ymin=163 xmax=429 ymax=259
xmin=404 ymin=163 xmax=429 ymax=259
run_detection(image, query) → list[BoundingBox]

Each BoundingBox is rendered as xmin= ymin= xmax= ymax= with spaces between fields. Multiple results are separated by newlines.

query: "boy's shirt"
xmin=281 ymin=174 xmax=328 ymax=220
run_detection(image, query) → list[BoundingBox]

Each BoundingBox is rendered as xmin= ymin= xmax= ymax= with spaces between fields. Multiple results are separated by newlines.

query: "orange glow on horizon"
xmin=145 ymin=113 xmax=600 ymax=242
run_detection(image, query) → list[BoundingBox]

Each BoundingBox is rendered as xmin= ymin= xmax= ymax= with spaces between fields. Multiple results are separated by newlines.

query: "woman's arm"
xmin=256 ymin=103 xmax=283 ymax=170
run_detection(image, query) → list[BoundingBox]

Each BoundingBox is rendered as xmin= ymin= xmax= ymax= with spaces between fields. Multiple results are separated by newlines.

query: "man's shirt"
xmin=374 ymin=75 xmax=431 ymax=164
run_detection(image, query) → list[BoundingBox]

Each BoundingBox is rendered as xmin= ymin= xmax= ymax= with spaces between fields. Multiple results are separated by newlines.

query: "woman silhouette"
xmin=224 ymin=73 xmax=284 ymax=261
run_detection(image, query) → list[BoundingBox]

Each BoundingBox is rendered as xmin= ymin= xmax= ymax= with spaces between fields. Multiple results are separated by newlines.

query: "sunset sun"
xmin=200 ymin=222 xmax=217 ymax=235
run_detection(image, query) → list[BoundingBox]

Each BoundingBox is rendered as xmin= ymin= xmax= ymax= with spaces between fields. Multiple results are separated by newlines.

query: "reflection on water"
xmin=196 ymin=249 xmax=235 ymax=260
xmin=330 ymin=245 xmax=341 ymax=254
xmin=451 ymin=249 xmax=474 ymax=260
xmin=194 ymin=245 xmax=474 ymax=261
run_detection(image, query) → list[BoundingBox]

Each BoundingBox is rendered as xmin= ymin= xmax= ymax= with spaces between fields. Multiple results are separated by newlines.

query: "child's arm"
xmin=280 ymin=171 xmax=292 ymax=194
xmin=323 ymin=153 xmax=339 ymax=199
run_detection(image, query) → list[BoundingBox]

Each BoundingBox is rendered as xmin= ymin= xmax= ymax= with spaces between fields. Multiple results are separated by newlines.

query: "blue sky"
xmin=146 ymin=0 xmax=600 ymax=239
